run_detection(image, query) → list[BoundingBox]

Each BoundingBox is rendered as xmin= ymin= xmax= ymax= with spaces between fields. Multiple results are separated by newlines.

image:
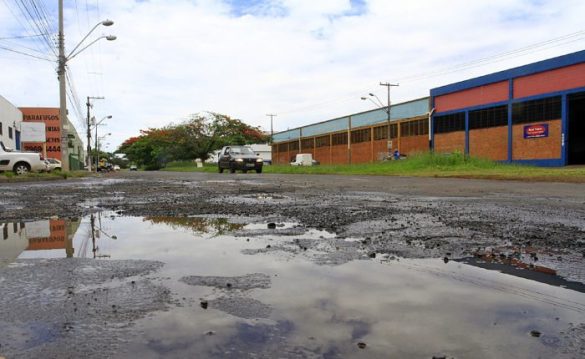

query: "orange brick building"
xmin=431 ymin=50 xmax=585 ymax=166
xmin=18 ymin=107 xmax=86 ymax=169
xmin=272 ymin=50 xmax=585 ymax=167
xmin=272 ymin=97 xmax=431 ymax=165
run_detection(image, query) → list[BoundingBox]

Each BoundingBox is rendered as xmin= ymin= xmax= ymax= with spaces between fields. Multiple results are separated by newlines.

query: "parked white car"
xmin=0 ymin=141 xmax=47 ymax=174
xmin=45 ymin=158 xmax=62 ymax=172
xmin=290 ymin=153 xmax=319 ymax=166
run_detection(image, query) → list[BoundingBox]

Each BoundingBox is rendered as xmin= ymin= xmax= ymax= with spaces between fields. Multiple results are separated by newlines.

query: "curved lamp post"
xmin=58 ymin=6 xmax=116 ymax=171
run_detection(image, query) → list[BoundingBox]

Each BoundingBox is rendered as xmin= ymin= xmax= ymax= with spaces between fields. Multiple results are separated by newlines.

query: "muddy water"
xmin=2 ymin=213 xmax=585 ymax=358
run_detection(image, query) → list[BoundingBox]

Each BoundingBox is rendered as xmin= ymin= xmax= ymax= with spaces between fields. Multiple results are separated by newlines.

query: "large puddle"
xmin=1 ymin=214 xmax=585 ymax=358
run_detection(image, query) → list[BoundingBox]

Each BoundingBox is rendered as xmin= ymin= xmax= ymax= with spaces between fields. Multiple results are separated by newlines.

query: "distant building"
xmin=272 ymin=97 xmax=430 ymax=165
xmin=0 ymin=95 xmax=23 ymax=150
xmin=272 ymin=49 xmax=585 ymax=167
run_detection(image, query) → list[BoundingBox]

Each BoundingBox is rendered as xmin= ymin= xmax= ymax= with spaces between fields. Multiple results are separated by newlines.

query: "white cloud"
xmin=1 ymin=0 xmax=584 ymax=151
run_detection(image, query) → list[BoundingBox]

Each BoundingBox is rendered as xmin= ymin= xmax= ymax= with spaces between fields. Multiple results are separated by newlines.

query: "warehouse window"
xmin=512 ymin=96 xmax=561 ymax=124
xmin=315 ymin=135 xmax=330 ymax=148
xmin=301 ymin=138 xmax=314 ymax=150
xmin=332 ymin=132 xmax=348 ymax=146
xmin=401 ymin=119 xmax=428 ymax=137
xmin=434 ymin=112 xmax=465 ymax=133
xmin=374 ymin=125 xmax=387 ymax=140
xmin=0 ymin=122 xmax=3 ymax=135
xmin=289 ymin=141 xmax=299 ymax=151
xmin=469 ymin=105 xmax=508 ymax=129
xmin=390 ymin=123 xmax=398 ymax=138
xmin=351 ymin=128 xmax=371 ymax=143
xmin=278 ymin=143 xmax=288 ymax=152
xmin=8 ymin=127 xmax=13 ymax=139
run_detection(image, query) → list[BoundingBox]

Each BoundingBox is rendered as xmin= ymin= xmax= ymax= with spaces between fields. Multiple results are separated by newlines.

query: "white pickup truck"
xmin=0 ymin=141 xmax=47 ymax=174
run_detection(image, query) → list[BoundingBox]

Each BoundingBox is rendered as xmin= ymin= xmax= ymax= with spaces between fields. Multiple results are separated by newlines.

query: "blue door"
xmin=15 ymin=130 xmax=21 ymax=150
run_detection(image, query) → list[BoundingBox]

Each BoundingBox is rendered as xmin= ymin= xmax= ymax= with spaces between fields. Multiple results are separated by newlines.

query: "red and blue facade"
xmin=430 ymin=50 xmax=585 ymax=166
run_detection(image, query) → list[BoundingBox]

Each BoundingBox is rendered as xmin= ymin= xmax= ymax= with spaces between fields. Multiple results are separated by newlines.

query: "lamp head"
xmin=107 ymin=115 xmax=113 ymax=119
xmin=106 ymin=35 xmax=117 ymax=41
xmin=368 ymin=93 xmax=375 ymax=97
xmin=102 ymin=19 xmax=114 ymax=26
xmin=360 ymin=97 xmax=367 ymax=100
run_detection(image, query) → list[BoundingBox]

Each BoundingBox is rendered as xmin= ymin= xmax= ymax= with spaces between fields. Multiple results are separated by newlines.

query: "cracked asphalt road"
xmin=2 ymin=171 xmax=585 ymax=275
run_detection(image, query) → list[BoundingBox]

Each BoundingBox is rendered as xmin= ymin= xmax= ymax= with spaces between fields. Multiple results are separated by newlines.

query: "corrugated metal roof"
xmin=273 ymin=97 xmax=430 ymax=143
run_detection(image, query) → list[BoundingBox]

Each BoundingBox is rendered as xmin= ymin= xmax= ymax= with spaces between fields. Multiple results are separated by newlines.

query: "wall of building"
xmin=0 ymin=95 xmax=23 ymax=149
xmin=434 ymin=132 xmax=465 ymax=153
xmin=513 ymin=62 xmax=585 ymax=99
xmin=272 ymin=115 xmax=430 ymax=165
xmin=512 ymin=119 xmax=562 ymax=160
xmin=399 ymin=135 xmax=429 ymax=155
xmin=435 ymin=81 xmax=509 ymax=112
xmin=272 ymin=98 xmax=430 ymax=165
xmin=469 ymin=126 xmax=508 ymax=161
xmin=274 ymin=51 xmax=585 ymax=167
xmin=331 ymin=144 xmax=349 ymax=164
xmin=431 ymin=50 xmax=585 ymax=166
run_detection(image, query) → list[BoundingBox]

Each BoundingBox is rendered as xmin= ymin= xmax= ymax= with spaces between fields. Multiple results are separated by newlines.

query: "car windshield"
xmin=229 ymin=147 xmax=254 ymax=155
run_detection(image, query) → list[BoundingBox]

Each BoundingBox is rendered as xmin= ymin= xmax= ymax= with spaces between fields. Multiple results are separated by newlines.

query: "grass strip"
xmin=161 ymin=153 xmax=585 ymax=182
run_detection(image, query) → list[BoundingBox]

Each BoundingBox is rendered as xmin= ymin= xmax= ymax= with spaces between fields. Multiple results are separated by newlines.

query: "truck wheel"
xmin=256 ymin=168 xmax=262 ymax=174
xmin=13 ymin=162 xmax=31 ymax=175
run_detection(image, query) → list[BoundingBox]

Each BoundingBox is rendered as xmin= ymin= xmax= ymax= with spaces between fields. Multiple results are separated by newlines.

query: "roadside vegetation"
xmin=162 ymin=152 xmax=585 ymax=182
xmin=117 ymin=112 xmax=268 ymax=170
xmin=0 ymin=170 xmax=90 ymax=181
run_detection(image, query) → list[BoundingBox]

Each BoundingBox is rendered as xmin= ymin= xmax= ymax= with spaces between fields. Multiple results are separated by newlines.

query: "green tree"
xmin=117 ymin=113 xmax=268 ymax=169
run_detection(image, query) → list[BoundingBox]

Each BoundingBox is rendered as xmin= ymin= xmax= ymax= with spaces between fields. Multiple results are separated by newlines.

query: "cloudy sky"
xmin=1 ymin=0 xmax=584 ymax=151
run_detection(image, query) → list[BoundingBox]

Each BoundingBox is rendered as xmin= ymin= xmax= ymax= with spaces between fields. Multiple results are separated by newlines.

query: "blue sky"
xmin=0 ymin=0 xmax=584 ymax=151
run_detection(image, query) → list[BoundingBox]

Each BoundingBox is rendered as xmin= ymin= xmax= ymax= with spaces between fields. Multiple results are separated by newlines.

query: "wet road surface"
xmin=1 ymin=172 xmax=585 ymax=358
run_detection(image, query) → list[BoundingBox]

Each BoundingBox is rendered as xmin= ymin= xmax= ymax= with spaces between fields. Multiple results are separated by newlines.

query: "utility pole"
xmin=379 ymin=82 xmax=399 ymax=156
xmin=266 ymin=114 xmax=276 ymax=143
xmin=86 ymin=96 xmax=104 ymax=171
xmin=58 ymin=0 xmax=69 ymax=171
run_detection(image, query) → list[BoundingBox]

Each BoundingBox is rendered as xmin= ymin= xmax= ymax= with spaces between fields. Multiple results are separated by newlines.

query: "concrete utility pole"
xmin=266 ymin=114 xmax=277 ymax=143
xmin=58 ymin=0 xmax=69 ymax=171
xmin=86 ymin=96 xmax=104 ymax=171
xmin=56 ymin=2 xmax=115 ymax=172
xmin=379 ymin=82 xmax=399 ymax=154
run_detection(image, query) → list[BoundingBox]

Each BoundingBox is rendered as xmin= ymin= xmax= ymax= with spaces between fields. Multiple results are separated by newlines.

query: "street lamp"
xmin=94 ymin=116 xmax=112 ymax=172
xmin=361 ymin=96 xmax=383 ymax=108
xmin=58 ymin=0 xmax=116 ymax=171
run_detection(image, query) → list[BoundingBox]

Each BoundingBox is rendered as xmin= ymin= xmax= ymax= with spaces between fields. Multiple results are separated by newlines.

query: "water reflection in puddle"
xmin=2 ymin=213 xmax=585 ymax=358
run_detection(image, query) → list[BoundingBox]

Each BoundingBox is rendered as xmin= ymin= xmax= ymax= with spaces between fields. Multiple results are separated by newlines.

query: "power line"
xmin=0 ymin=44 xmax=52 ymax=61
xmin=396 ymin=29 xmax=585 ymax=83
xmin=13 ymin=0 xmax=56 ymax=57
xmin=279 ymin=30 xmax=585 ymax=117
xmin=0 ymin=33 xmax=45 ymax=40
